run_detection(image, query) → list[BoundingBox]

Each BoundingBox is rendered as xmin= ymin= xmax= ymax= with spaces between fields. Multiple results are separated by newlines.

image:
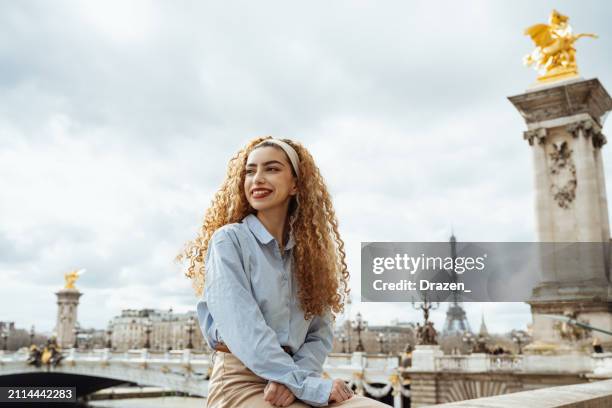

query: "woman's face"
xmin=244 ymin=146 xmax=297 ymax=213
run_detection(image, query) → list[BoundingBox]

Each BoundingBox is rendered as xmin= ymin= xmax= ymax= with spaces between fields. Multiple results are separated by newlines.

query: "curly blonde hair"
xmin=178 ymin=136 xmax=350 ymax=320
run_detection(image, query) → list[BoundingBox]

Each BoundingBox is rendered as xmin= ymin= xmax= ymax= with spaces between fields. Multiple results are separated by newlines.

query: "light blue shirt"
xmin=196 ymin=214 xmax=334 ymax=406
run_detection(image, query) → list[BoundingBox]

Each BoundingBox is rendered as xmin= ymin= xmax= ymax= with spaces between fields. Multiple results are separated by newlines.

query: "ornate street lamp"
xmin=352 ymin=312 xmax=367 ymax=352
xmin=186 ymin=315 xmax=195 ymax=349
xmin=412 ymin=295 xmax=440 ymax=346
xmin=412 ymin=296 xmax=439 ymax=325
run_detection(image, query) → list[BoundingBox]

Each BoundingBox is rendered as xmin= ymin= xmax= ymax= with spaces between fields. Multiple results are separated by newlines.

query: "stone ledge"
xmin=508 ymin=78 xmax=612 ymax=126
xmin=428 ymin=379 xmax=612 ymax=407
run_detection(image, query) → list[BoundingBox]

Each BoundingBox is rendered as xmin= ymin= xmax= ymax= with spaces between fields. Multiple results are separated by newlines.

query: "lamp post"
xmin=340 ymin=334 xmax=347 ymax=353
xmin=29 ymin=325 xmax=35 ymax=346
xmin=377 ymin=332 xmax=386 ymax=354
xmin=1 ymin=330 xmax=8 ymax=351
xmin=412 ymin=296 xmax=439 ymax=325
xmin=129 ymin=319 xmax=136 ymax=349
xmin=511 ymin=330 xmax=529 ymax=355
xmin=461 ymin=332 xmax=475 ymax=353
xmin=186 ymin=315 xmax=195 ymax=350
xmin=412 ymin=295 xmax=439 ymax=345
xmin=344 ymin=319 xmax=352 ymax=353
xmin=72 ymin=328 xmax=79 ymax=349
xmin=106 ymin=324 xmax=113 ymax=349
xmin=352 ymin=312 xmax=367 ymax=352
xmin=144 ymin=320 xmax=152 ymax=350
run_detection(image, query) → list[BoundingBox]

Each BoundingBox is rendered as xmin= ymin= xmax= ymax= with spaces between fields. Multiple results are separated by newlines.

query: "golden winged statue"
xmin=64 ymin=268 xmax=85 ymax=289
xmin=523 ymin=10 xmax=597 ymax=83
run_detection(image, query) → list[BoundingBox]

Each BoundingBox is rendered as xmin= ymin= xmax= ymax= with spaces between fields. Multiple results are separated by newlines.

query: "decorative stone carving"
xmin=593 ymin=133 xmax=608 ymax=149
xmin=548 ymin=141 xmax=577 ymax=209
xmin=566 ymin=119 xmax=607 ymax=149
xmin=553 ymin=309 xmax=590 ymax=342
xmin=416 ymin=321 xmax=438 ymax=345
xmin=567 ymin=119 xmax=594 ymax=138
xmin=443 ymin=379 xmax=508 ymax=403
xmin=523 ymin=128 xmax=547 ymax=146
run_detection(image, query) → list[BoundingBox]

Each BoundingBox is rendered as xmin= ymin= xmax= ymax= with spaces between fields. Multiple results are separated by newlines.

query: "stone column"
xmin=411 ymin=345 xmax=443 ymax=371
xmin=55 ymin=288 xmax=82 ymax=349
xmin=509 ymin=78 xmax=612 ymax=348
xmin=409 ymin=345 xmax=443 ymax=406
xmin=409 ymin=373 xmax=438 ymax=407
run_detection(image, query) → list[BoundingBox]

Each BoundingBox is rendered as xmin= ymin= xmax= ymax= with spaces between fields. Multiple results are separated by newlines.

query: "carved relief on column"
xmin=548 ymin=141 xmax=577 ymax=210
xmin=593 ymin=132 xmax=607 ymax=149
xmin=523 ymin=128 xmax=547 ymax=146
xmin=566 ymin=119 xmax=607 ymax=149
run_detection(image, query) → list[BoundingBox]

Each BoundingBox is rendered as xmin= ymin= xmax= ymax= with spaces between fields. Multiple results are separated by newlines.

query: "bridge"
xmin=408 ymin=345 xmax=612 ymax=406
xmin=0 ymin=348 xmax=409 ymax=406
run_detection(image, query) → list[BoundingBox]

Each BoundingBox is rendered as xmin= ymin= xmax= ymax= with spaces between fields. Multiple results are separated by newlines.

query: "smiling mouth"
xmin=252 ymin=189 xmax=272 ymax=199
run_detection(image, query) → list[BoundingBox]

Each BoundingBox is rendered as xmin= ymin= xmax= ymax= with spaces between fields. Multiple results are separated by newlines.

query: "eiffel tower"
xmin=442 ymin=233 xmax=471 ymax=336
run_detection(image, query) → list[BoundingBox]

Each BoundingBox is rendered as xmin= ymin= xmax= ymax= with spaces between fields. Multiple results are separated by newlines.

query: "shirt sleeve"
xmin=292 ymin=311 xmax=334 ymax=375
xmin=199 ymin=228 xmax=333 ymax=406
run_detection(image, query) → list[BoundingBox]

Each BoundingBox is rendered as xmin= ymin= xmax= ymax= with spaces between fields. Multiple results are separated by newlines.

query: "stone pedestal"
xmin=55 ymin=288 xmax=82 ymax=349
xmin=351 ymin=351 xmax=365 ymax=367
xmin=409 ymin=346 xmax=442 ymax=406
xmin=411 ymin=345 xmax=443 ymax=371
xmin=509 ymin=78 xmax=612 ymax=349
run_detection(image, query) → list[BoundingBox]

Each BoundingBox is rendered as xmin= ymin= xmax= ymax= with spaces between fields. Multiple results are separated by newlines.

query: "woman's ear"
xmin=289 ymin=179 xmax=298 ymax=196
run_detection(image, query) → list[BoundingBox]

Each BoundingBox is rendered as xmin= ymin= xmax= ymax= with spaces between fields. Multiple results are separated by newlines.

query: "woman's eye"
xmin=245 ymin=167 xmax=278 ymax=174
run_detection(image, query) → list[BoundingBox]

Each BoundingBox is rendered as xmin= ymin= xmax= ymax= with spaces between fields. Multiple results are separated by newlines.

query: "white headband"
xmin=256 ymin=138 xmax=300 ymax=178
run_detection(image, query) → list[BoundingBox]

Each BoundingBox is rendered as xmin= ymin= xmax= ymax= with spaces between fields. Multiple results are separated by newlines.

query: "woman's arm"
xmin=292 ymin=311 xmax=334 ymax=375
xmin=198 ymin=228 xmax=333 ymax=407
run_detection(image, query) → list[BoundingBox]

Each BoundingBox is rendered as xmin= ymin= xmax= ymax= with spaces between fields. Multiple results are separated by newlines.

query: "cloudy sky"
xmin=1 ymin=1 xmax=611 ymax=336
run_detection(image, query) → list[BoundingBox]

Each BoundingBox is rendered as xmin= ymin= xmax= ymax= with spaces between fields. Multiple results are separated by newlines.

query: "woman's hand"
xmin=264 ymin=381 xmax=296 ymax=407
xmin=328 ymin=378 xmax=354 ymax=403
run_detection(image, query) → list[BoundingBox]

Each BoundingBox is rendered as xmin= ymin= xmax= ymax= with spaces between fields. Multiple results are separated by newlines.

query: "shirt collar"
xmin=244 ymin=214 xmax=295 ymax=251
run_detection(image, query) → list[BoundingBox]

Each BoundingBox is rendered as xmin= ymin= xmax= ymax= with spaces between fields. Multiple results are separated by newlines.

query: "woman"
xmin=180 ymin=136 xmax=388 ymax=407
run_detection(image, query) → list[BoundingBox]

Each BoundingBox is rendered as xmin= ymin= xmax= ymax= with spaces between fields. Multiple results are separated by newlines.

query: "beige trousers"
xmin=206 ymin=351 xmax=390 ymax=408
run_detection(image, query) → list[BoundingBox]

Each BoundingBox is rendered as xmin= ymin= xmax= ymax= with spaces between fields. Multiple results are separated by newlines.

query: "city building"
xmin=0 ymin=322 xmax=15 ymax=333
xmin=332 ymin=318 xmax=415 ymax=354
xmin=109 ymin=308 xmax=207 ymax=352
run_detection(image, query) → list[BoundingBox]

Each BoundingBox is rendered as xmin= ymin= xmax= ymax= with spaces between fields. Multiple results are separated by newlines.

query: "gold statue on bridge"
xmin=28 ymin=337 xmax=63 ymax=367
xmin=64 ymin=269 xmax=85 ymax=289
xmin=523 ymin=10 xmax=597 ymax=83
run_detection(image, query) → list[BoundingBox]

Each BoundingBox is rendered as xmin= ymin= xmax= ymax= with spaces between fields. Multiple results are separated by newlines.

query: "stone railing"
xmin=588 ymin=352 xmax=612 ymax=379
xmin=413 ymin=346 xmax=612 ymax=376
xmin=1 ymin=349 xmax=407 ymax=406
xmin=436 ymin=355 xmax=522 ymax=372
xmin=428 ymin=379 xmax=612 ymax=407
